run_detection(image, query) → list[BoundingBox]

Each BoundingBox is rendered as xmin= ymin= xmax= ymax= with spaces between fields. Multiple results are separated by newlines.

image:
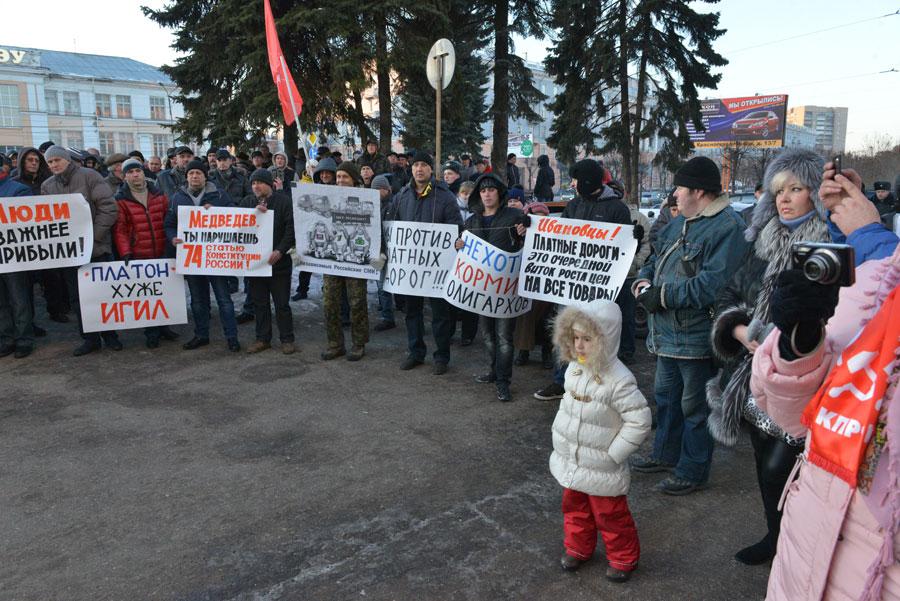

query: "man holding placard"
xmin=454 ymin=173 xmax=527 ymax=401
xmin=113 ymin=158 xmax=179 ymax=349
xmin=390 ymin=151 xmax=462 ymax=375
xmin=0 ymin=153 xmax=35 ymax=358
xmin=42 ymin=145 xmax=122 ymax=356
xmin=165 ymin=160 xmax=240 ymax=352
xmin=240 ymin=169 xmax=296 ymax=355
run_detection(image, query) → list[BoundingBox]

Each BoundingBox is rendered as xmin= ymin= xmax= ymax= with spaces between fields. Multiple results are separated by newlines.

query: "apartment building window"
xmin=115 ymin=95 xmax=132 ymax=119
xmin=150 ymin=96 xmax=167 ymax=120
xmin=44 ymin=89 xmax=59 ymax=115
xmin=0 ymin=84 xmax=20 ymax=127
xmin=99 ymin=132 xmax=115 ymax=155
xmin=47 ymin=129 xmax=62 ymax=145
xmin=63 ymin=91 xmax=81 ymax=116
xmin=95 ymin=94 xmax=112 ymax=118
xmin=152 ymin=134 xmax=170 ymax=157
xmin=65 ymin=130 xmax=84 ymax=149
xmin=117 ymin=132 xmax=134 ymax=153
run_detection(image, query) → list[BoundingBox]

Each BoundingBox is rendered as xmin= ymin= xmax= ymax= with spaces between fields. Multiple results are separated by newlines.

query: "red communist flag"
xmin=264 ymin=0 xmax=303 ymax=125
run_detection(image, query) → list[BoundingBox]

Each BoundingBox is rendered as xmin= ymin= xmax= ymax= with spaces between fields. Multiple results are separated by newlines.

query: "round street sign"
xmin=426 ymin=39 xmax=456 ymax=91
xmin=520 ymin=138 xmax=534 ymax=157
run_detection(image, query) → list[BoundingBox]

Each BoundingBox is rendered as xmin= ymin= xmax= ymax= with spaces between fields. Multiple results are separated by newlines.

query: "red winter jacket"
xmin=113 ymin=183 xmax=169 ymax=259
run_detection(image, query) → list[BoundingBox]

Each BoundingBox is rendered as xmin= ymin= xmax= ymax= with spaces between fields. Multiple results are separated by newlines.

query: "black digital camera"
xmin=791 ymin=242 xmax=855 ymax=287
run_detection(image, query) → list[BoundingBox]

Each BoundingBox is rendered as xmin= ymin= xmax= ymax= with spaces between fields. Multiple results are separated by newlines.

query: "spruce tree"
xmin=545 ymin=0 xmax=727 ymax=202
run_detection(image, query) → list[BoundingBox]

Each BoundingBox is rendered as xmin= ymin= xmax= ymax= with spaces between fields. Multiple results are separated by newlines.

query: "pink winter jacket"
xmin=751 ymin=247 xmax=900 ymax=601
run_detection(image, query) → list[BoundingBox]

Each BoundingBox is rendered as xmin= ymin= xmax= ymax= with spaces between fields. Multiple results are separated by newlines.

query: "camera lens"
xmin=803 ymin=250 xmax=839 ymax=285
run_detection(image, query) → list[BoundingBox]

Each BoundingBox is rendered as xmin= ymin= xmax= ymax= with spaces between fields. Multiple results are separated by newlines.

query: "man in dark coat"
xmin=390 ymin=151 xmax=462 ymax=374
xmin=458 ymin=172 xmax=526 ymax=400
xmin=157 ymin=146 xmax=193 ymax=199
xmin=0 ymin=153 xmax=36 ymax=358
xmin=356 ymin=139 xmax=390 ymax=175
xmin=533 ymin=154 xmax=555 ymax=202
xmin=240 ymin=169 xmax=296 ymax=354
xmin=506 ymin=153 xmax=521 ymax=188
xmin=164 ymin=160 xmax=239 ymax=352
xmin=210 ymin=149 xmax=252 ymax=204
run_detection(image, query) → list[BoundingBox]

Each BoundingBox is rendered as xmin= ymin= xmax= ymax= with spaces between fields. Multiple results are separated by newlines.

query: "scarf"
xmin=801 ymin=286 xmax=900 ymax=486
xmin=128 ymin=181 xmax=149 ymax=207
xmin=778 ymin=209 xmax=816 ymax=231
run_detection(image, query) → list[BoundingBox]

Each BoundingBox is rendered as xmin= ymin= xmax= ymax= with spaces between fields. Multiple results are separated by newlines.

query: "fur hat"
xmin=552 ymin=300 xmax=622 ymax=372
xmin=745 ymin=147 xmax=825 ymax=242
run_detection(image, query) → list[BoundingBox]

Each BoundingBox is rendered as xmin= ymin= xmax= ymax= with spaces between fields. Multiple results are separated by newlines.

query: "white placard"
xmin=0 ymin=193 xmax=93 ymax=273
xmin=518 ymin=215 xmax=636 ymax=306
xmin=292 ymin=183 xmax=381 ymax=280
xmin=175 ymin=206 xmax=273 ymax=277
xmin=78 ymin=259 xmax=188 ymax=332
xmin=443 ymin=231 xmax=531 ymax=318
xmin=383 ymin=221 xmax=458 ymax=297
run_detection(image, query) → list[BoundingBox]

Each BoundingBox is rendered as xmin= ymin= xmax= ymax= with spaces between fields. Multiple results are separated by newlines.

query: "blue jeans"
xmin=405 ymin=295 xmax=452 ymax=364
xmin=0 ymin=272 xmax=34 ymax=348
xmin=617 ymin=277 xmax=636 ymax=356
xmin=480 ymin=316 xmax=515 ymax=385
xmin=376 ymin=269 xmax=394 ymax=323
xmin=652 ymin=356 xmax=716 ymax=483
xmin=186 ymin=275 xmax=237 ymax=340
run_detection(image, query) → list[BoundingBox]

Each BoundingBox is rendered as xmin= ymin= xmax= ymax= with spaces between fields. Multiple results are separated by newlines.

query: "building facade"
xmin=784 ymin=123 xmax=817 ymax=149
xmin=786 ymin=105 xmax=848 ymax=154
xmin=0 ymin=45 xmax=183 ymax=158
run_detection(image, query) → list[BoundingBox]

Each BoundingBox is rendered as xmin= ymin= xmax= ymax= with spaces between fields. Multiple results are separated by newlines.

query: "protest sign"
xmin=176 ymin=206 xmax=274 ymax=277
xmin=444 ymin=231 xmax=531 ymax=318
xmin=383 ymin=221 xmax=457 ymax=297
xmin=518 ymin=215 xmax=636 ymax=306
xmin=292 ymin=183 xmax=381 ymax=280
xmin=0 ymin=194 xmax=93 ymax=273
xmin=78 ymin=259 xmax=188 ymax=332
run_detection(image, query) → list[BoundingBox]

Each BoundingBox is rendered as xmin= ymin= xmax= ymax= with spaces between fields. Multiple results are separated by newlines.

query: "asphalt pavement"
xmin=1 ymin=279 xmax=770 ymax=600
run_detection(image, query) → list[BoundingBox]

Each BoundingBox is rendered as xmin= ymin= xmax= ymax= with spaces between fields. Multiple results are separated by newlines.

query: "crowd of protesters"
xmin=1 ymin=137 xmax=899 ymax=597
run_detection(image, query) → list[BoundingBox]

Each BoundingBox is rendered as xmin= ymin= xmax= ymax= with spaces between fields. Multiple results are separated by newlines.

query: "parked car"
xmin=729 ymin=192 xmax=756 ymax=212
xmin=547 ymin=188 xmax=576 ymax=214
xmin=732 ymin=110 xmax=779 ymax=138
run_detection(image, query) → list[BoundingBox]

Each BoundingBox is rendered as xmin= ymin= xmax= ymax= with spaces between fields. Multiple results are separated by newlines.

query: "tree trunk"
xmin=616 ymin=0 xmax=633 ymax=204
xmin=374 ymin=9 xmax=393 ymax=154
xmin=351 ymin=85 xmax=369 ymax=146
xmin=490 ymin=0 xmax=509 ymax=184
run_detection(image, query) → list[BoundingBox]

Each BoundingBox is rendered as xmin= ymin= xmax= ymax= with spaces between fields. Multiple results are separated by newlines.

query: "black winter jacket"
xmin=239 ymin=190 xmax=295 ymax=274
xmin=210 ymin=168 xmax=252 ymax=203
xmin=561 ymin=185 xmax=631 ymax=225
xmin=533 ymin=155 xmax=554 ymax=201
xmin=389 ymin=178 xmax=462 ymax=227
xmin=464 ymin=173 xmax=524 ymax=252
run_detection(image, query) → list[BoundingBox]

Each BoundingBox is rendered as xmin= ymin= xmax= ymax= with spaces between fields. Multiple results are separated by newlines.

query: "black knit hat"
xmin=186 ymin=159 xmax=206 ymax=176
xmin=250 ymin=168 xmax=274 ymax=188
xmin=874 ymin=181 xmax=891 ymax=191
xmin=442 ymin=161 xmax=461 ymax=175
xmin=216 ymin=149 xmax=231 ymax=160
xmin=411 ymin=150 xmax=434 ymax=169
xmin=673 ymin=156 xmax=721 ymax=192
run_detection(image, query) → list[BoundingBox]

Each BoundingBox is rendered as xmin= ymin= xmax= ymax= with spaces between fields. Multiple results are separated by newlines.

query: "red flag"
xmin=263 ymin=0 xmax=303 ymax=125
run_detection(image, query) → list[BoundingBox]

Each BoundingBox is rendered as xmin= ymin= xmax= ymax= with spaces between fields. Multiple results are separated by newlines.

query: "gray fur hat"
xmin=745 ymin=147 xmax=825 ymax=242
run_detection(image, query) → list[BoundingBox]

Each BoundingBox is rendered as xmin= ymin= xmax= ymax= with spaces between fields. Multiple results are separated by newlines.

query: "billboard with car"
xmin=686 ymin=94 xmax=788 ymax=148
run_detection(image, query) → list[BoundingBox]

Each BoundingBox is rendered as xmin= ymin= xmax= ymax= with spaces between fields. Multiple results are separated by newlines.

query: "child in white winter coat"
xmin=550 ymin=299 xmax=651 ymax=582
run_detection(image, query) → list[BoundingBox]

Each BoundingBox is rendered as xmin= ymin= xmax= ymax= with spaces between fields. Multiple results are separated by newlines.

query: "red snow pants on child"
xmin=562 ymin=488 xmax=640 ymax=571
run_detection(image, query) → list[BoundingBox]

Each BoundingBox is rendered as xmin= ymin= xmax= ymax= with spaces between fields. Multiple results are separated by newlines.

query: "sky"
xmin=4 ymin=0 xmax=898 ymax=152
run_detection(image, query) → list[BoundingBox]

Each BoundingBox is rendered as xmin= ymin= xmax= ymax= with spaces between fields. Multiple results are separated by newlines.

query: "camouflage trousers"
xmin=323 ymin=275 xmax=369 ymax=349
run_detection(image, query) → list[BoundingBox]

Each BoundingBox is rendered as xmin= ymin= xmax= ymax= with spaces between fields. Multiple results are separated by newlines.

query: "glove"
xmin=637 ymin=285 xmax=664 ymax=313
xmin=121 ymin=253 xmax=133 ymax=267
xmin=632 ymin=220 xmax=644 ymax=241
xmin=369 ymin=253 xmax=387 ymax=271
xmin=770 ymin=269 xmax=840 ymax=334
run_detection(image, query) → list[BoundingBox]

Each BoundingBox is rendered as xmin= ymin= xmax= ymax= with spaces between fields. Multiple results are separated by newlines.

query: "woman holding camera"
xmin=749 ymin=167 xmax=899 ymax=601
xmin=706 ymin=148 xmax=832 ymax=565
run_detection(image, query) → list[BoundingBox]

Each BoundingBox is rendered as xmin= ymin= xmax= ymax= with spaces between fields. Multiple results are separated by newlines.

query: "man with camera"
xmin=630 ymin=156 xmax=749 ymax=495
